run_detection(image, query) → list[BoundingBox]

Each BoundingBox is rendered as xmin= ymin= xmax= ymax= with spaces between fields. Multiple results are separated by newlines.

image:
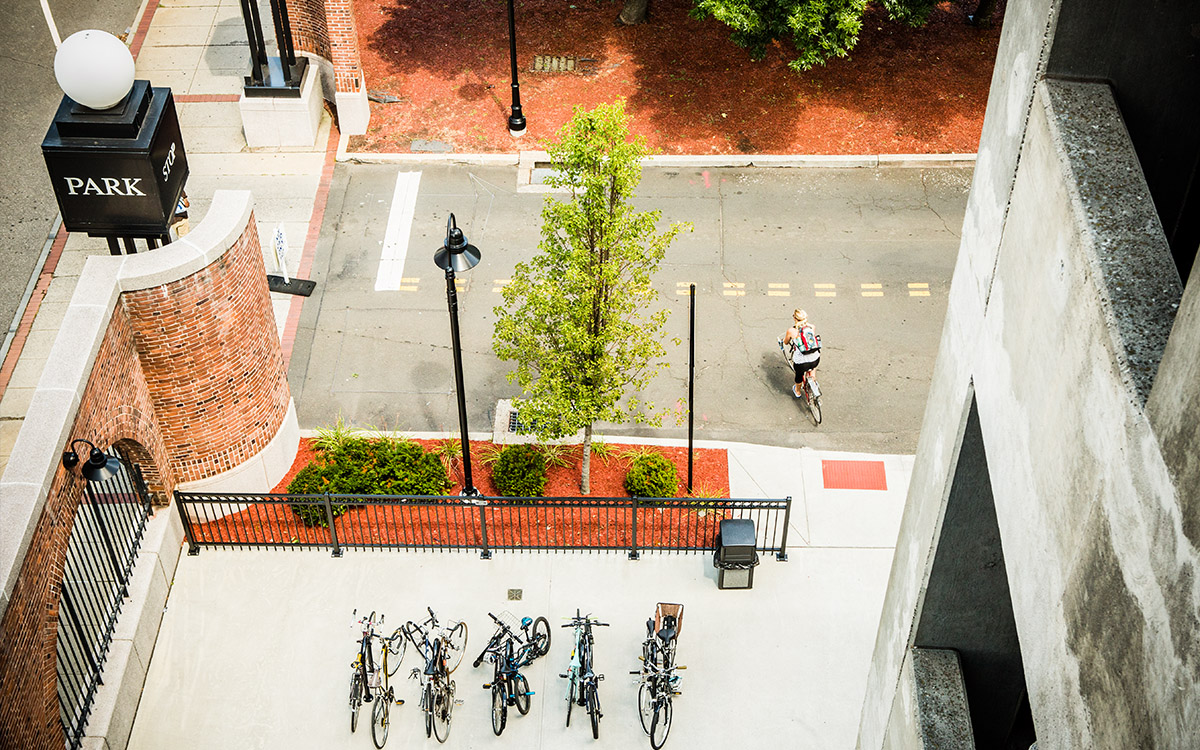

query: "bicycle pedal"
xmin=482 ymin=683 xmax=492 ymax=689
xmin=396 ymin=699 xmax=405 ymax=706
xmin=454 ymin=699 xmax=464 ymax=706
xmin=558 ymin=673 xmax=569 ymax=679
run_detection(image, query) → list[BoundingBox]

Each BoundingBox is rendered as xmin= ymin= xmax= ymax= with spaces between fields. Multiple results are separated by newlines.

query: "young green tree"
xmin=690 ymin=0 xmax=937 ymax=72
xmin=493 ymin=101 xmax=689 ymax=495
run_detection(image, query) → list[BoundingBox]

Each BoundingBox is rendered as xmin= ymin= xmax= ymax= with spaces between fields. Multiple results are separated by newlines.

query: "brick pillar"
xmin=326 ymin=0 xmax=370 ymax=134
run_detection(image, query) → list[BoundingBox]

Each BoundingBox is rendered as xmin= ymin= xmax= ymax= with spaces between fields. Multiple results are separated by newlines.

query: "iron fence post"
xmin=477 ymin=499 xmax=492 ymax=559
xmin=174 ymin=491 xmax=200 ymax=556
xmin=324 ymin=493 xmax=343 ymax=557
xmin=777 ymin=496 xmax=791 ymax=561
xmin=629 ymin=497 xmax=640 ymax=560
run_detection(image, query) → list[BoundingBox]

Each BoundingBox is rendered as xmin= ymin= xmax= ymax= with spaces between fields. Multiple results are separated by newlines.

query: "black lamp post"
xmin=62 ymin=439 xmax=121 ymax=482
xmin=505 ymin=0 xmax=526 ymax=136
xmin=435 ymin=214 xmax=482 ymax=497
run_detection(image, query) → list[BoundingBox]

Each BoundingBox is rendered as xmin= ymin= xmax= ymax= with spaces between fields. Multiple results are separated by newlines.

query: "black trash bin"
xmin=714 ymin=518 xmax=760 ymax=589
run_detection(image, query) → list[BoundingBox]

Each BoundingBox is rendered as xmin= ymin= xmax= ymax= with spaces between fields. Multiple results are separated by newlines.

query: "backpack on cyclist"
xmin=797 ymin=326 xmax=820 ymax=354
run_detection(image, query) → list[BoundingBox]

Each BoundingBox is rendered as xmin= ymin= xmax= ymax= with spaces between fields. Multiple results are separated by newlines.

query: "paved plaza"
xmin=129 ymin=446 xmax=910 ymax=749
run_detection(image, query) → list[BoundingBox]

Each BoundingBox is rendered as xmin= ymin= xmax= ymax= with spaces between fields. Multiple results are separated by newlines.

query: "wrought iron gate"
xmin=56 ymin=449 xmax=153 ymax=750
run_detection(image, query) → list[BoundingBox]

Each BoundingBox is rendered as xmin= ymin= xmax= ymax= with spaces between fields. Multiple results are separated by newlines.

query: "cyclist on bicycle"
xmin=782 ymin=309 xmax=821 ymax=399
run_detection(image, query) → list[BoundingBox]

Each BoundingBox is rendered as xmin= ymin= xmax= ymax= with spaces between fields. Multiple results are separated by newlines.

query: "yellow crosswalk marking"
xmin=493 ymin=279 xmax=511 ymax=293
xmin=909 ymin=290 xmax=930 ymax=297
xmin=907 ymin=283 xmax=929 ymax=288
xmin=723 ymin=282 xmax=745 ymax=297
xmin=813 ymin=283 xmax=836 ymax=289
xmin=677 ymin=282 xmax=693 ymax=295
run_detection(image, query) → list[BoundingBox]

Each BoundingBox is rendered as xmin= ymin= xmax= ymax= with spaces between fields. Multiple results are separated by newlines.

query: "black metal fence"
xmin=58 ymin=452 xmax=153 ymax=750
xmin=174 ymin=492 xmax=792 ymax=561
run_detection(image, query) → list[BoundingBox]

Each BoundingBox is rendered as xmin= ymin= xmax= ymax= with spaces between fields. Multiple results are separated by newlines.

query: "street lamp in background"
xmin=505 ymin=0 xmax=527 ymax=136
xmin=434 ymin=214 xmax=483 ymax=497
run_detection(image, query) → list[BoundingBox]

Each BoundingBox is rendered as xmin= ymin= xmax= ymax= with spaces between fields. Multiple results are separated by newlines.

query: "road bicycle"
xmin=473 ymin=611 xmax=551 ymax=735
xmin=349 ymin=610 xmax=406 ymax=746
xmin=370 ymin=625 xmax=407 ymax=747
xmin=560 ymin=609 xmax=609 ymax=739
xmin=778 ymin=336 xmax=822 ymax=425
xmin=630 ymin=603 xmax=686 ymax=749
xmin=403 ymin=608 xmax=468 ymax=742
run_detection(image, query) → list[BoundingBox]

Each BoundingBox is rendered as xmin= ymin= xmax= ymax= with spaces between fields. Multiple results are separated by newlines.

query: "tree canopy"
xmin=690 ymin=0 xmax=937 ymax=72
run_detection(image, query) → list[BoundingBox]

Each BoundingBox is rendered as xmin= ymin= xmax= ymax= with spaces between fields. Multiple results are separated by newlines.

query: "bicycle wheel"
xmin=371 ymin=689 xmax=389 ymax=748
xmin=531 ymin=616 xmax=551 ymax=658
xmin=444 ymin=622 xmax=468 ymax=673
xmin=432 ymin=680 xmax=453 ymax=743
xmin=350 ymin=671 xmax=363 ymax=733
xmin=586 ymin=682 xmax=600 ymax=740
xmin=386 ymin=628 xmax=406 ymax=677
xmin=566 ymin=674 xmax=575 ymax=727
xmin=491 ymin=682 xmax=508 ymax=736
xmin=811 ymin=395 xmax=823 ymax=425
xmin=514 ymin=672 xmax=531 ymax=715
xmin=650 ymin=697 xmax=673 ymax=749
xmin=638 ymin=682 xmax=654 ymax=736
xmin=423 ymin=683 xmax=433 ymax=738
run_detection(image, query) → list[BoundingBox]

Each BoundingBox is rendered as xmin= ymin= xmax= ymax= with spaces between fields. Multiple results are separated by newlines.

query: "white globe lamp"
xmin=54 ymin=30 xmax=136 ymax=110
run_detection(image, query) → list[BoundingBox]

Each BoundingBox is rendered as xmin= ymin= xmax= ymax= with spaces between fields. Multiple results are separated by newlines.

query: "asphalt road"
xmin=290 ymin=164 xmax=969 ymax=454
xmin=0 ymin=0 xmax=144 ymax=354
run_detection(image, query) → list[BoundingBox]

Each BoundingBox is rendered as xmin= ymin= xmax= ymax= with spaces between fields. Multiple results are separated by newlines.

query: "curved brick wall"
xmin=0 ymin=190 xmax=296 ymax=748
xmin=121 ymin=213 xmax=291 ymax=483
xmin=289 ymin=0 xmax=333 ymax=62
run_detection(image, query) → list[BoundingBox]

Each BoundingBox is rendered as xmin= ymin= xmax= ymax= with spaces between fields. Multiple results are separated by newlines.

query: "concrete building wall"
xmin=858 ymin=2 xmax=1200 ymax=746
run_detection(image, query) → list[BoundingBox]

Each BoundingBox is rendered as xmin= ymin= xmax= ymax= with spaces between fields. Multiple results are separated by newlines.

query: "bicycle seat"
xmin=657 ymin=626 xmax=677 ymax=643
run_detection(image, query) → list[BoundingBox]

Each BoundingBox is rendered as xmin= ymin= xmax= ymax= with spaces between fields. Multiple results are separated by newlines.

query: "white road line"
xmin=375 ymin=171 xmax=422 ymax=291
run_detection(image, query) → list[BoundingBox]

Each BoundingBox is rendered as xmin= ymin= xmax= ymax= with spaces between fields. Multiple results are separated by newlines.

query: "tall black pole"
xmin=445 ymin=267 xmax=477 ymax=496
xmin=506 ymin=0 xmax=526 ymax=135
xmin=687 ymin=283 xmax=695 ymax=493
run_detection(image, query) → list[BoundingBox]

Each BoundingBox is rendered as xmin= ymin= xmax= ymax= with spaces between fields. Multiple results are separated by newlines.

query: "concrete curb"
xmin=336 ymin=144 xmax=977 ymax=169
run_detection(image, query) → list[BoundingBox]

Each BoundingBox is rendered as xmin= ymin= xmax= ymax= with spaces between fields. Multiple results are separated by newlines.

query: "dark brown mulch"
xmin=350 ymin=0 xmax=1003 ymax=155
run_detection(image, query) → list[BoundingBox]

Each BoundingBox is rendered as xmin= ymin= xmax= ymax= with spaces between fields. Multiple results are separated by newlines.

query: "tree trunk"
xmin=581 ymin=424 xmax=593 ymax=495
xmin=968 ymin=0 xmax=998 ymax=26
xmin=617 ymin=0 xmax=649 ymax=25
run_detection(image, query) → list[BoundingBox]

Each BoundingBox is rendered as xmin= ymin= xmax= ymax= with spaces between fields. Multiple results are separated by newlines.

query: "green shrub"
xmin=492 ymin=444 xmax=548 ymax=499
xmin=624 ymin=452 xmax=678 ymax=499
xmin=287 ymin=434 xmax=451 ymax=526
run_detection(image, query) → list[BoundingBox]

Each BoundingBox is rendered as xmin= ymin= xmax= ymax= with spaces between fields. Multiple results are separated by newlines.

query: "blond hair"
xmin=793 ymin=309 xmax=808 ymax=325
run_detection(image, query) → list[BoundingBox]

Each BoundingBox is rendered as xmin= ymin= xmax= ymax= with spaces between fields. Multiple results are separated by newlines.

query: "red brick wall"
xmin=0 ymin=304 xmax=169 ymax=749
xmin=325 ymin=0 xmax=365 ymax=94
xmin=0 ymin=213 xmax=291 ymax=747
xmin=289 ymin=0 xmax=333 ymax=62
xmin=122 ymin=212 xmax=292 ymax=483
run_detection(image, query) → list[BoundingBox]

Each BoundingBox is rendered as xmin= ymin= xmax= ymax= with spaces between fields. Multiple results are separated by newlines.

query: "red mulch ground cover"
xmin=188 ymin=438 xmax=732 ymax=550
xmin=350 ymin=0 xmax=1003 ymax=155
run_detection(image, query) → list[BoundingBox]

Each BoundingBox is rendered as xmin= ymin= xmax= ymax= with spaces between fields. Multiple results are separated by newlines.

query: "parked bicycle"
xmin=403 ymin=608 xmax=468 ymax=742
xmin=560 ymin=609 xmax=609 ymax=739
xmin=473 ymin=611 xmax=551 ymax=735
xmin=631 ymin=603 xmax=686 ymax=749
xmin=349 ymin=610 xmax=406 ymax=747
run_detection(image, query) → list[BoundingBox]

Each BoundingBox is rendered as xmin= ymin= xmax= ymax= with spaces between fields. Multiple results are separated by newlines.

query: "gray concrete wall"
xmin=857 ymin=18 xmax=1200 ymax=747
xmin=855 ymin=3 xmax=1064 ymax=746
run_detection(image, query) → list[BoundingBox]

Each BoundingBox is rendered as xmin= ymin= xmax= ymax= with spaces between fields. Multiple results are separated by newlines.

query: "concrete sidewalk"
xmin=128 ymin=443 xmax=908 ymax=750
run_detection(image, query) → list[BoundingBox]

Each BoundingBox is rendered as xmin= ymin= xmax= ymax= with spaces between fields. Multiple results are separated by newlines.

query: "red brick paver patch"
xmin=822 ymin=459 xmax=888 ymax=491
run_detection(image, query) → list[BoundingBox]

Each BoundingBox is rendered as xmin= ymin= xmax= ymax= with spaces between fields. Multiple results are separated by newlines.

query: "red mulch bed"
xmin=350 ymin=0 xmax=1003 ymax=155
xmin=189 ymin=438 xmax=732 ymax=550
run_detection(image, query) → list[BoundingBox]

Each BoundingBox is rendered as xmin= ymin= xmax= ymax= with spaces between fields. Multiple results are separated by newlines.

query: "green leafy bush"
xmin=287 ymin=435 xmax=450 ymax=526
xmin=491 ymin=444 xmax=548 ymax=499
xmin=624 ymin=452 xmax=678 ymax=499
